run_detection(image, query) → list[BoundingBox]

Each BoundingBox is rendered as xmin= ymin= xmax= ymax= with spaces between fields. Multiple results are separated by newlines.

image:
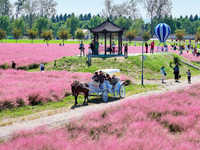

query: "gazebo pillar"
xmin=105 ymin=33 xmax=107 ymax=55
xmin=110 ymin=33 xmax=112 ymax=51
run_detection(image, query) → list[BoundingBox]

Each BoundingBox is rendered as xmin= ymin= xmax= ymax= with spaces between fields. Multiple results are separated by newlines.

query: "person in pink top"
xmin=150 ymin=41 xmax=155 ymax=54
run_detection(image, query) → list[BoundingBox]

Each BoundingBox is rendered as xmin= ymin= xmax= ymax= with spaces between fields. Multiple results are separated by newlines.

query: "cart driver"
xmin=98 ymin=70 xmax=106 ymax=84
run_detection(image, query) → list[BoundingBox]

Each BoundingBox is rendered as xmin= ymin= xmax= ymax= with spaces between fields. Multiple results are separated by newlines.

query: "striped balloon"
xmin=154 ymin=23 xmax=171 ymax=43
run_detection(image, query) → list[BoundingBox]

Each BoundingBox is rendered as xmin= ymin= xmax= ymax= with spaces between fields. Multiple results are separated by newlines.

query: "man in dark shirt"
xmin=12 ymin=61 xmax=16 ymax=69
xmin=98 ymin=70 xmax=106 ymax=84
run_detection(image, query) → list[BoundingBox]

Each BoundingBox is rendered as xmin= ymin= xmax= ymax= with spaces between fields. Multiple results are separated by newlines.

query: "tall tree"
xmin=194 ymin=14 xmax=199 ymax=22
xmin=63 ymin=13 xmax=67 ymax=22
xmin=12 ymin=18 xmax=25 ymax=35
xmin=35 ymin=17 xmax=49 ymax=37
xmin=14 ymin=0 xmax=26 ymax=18
xmin=75 ymin=29 xmax=84 ymax=42
xmin=0 ymin=29 xmax=6 ymax=43
xmin=51 ymin=14 xmax=56 ymax=23
xmin=12 ymin=28 xmax=22 ymax=43
xmin=66 ymin=13 xmax=78 ymax=36
xmin=102 ymin=0 xmax=114 ymax=18
xmin=142 ymin=31 xmax=151 ymax=42
xmin=0 ymin=0 xmax=12 ymax=17
xmin=189 ymin=15 xmax=194 ymax=22
xmin=59 ymin=14 xmax=63 ymax=21
xmin=38 ymin=0 xmax=57 ymax=18
xmin=141 ymin=0 xmax=172 ymax=35
xmin=0 ymin=16 xmax=10 ymax=34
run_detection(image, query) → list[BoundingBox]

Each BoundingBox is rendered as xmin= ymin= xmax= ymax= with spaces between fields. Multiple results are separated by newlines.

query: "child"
xmin=186 ymin=69 xmax=191 ymax=84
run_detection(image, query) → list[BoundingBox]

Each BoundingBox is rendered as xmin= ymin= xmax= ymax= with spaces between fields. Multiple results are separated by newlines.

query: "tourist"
xmin=164 ymin=44 xmax=168 ymax=52
xmin=88 ymin=46 xmax=92 ymax=65
xmin=92 ymin=72 xmax=98 ymax=82
xmin=173 ymin=64 xmax=180 ymax=82
xmin=150 ymin=41 xmax=155 ymax=54
xmin=12 ymin=61 xmax=16 ymax=69
xmin=134 ymin=42 xmax=136 ymax=46
xmin=124 ymin=43 xmax=128 ymax=57
xmin=40 ymin=61 xmax=45 ymax=72
xmin=98 ymin=70 xmax=106 ymax=89
xmin=112 ymin=41 xmax=116 ymax=54
xmin=105 ymin=74 xmax=111 ymax=84
xmin=186 ymin=69 xmax=191 ymax=84
xmin=79 ymin=41 xmax=85 ymax=57
xmin=90 ymin=40 xmax=95 ymax=55
xmin=95 ymin=40 xmax=99 ymax=55
xmin=111 ymin=75 xmax=118 ymax=97
xmin=160 ymin=66 xmax=166 ymax=83
xmin=145 ymin=42 xmax=148 ymax=53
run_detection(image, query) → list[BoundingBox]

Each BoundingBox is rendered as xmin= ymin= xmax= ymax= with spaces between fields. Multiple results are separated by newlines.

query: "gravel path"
xmin=1 ymin=75 xmax=200 ymax=141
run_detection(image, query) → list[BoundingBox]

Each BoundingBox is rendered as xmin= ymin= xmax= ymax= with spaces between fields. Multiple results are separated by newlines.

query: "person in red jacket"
xmin=150 ymin=41 xmax=155 ymax=54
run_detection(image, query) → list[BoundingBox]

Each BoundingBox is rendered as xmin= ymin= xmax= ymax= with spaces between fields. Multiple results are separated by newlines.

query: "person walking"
xmin=186 ymin=69 xmax=191 ymax=84
xmin=124 ymin=43 xmax=128 ymax=58
xmin=145 ymin=42 xmax=148 ymax=53
xmin=173 ymin=64 xmax=180 ymax=82
xmin=79 ymin=41 xmax=85 ymax=57
xmin=160 ymin=66 xmax=166 ymax=83
xmin=150 ymin=41 xmax=155 ymax=54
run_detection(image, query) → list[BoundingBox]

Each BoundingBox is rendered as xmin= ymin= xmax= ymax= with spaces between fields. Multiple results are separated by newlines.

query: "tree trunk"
xmin=32 ymin=39 xmax=33 ymax=44
xmin=63 ymin=40 xmax=64 ymax=45
xmin=16 ymin=39 xmax=17 ymax=43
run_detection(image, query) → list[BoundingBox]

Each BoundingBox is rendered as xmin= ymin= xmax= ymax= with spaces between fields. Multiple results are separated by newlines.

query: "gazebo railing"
xmin=98 ymin=45 xmax=121 ymax=54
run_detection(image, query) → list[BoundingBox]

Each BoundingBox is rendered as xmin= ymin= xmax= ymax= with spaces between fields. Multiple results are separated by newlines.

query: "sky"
xmin=10 ymin=0 xmax=200 ymax=19
xmin=56 ymin=0 xmax=200 ymax=19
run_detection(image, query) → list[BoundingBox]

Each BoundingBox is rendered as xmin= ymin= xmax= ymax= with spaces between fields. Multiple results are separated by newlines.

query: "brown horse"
xmin=71 ymin=80 xmax=89 ymax=105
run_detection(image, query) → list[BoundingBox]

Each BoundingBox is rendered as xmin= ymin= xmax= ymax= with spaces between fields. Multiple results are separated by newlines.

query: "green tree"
xmin=115 ymin=17 xmax=127 ymax=28
xmin=66 ymin=13 xmax=78 ymax=36
xmin=41 ymin=30 xmax=53 ymax=46
xmin=124 ymin=29 xmax=136 ymax=45
xmin=75 ymin=29 xmax=84 ymax=42
xmin=12 ymin=18 xmax=25 ymax=35
xmin=27 ymin=29 xmax=37 ymax=43
xmin=58 ymin=29 xmax=70 ymax=45
xmin=189 ymin=15 xmax=194 ymax=22
xmin=175 ymin=29 xmax=185 ymax=47
xmin=195 ymin=31 xmax=200 ymax=48
xmin=194 ymin=14 xmax=199 ymax=21
xmin=0 ymin=16 xmax=10 ymax=34
xmin=142 ymin=31 xmax=151 ymax=42
xmin=35 ymin=17 xmax=49 ymax=37
xmin=0 ymin=29 xmax=6 ymax=43
xmin=0 ymin=0 xmax=12 ymax=17
xmin=12 ymin=28 xmax=22 ymax=43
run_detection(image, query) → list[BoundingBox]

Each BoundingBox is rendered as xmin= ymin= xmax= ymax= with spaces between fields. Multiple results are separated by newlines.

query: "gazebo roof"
xmin=89 ymin=19 xmax=124 ymax=33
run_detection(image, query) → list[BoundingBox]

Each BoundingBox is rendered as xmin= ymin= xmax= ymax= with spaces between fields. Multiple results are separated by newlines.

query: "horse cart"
xmin=85 ymin=69 xmax=126 ymax=102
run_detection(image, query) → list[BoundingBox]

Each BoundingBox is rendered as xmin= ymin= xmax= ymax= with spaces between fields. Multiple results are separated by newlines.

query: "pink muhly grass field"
xmin=1 ymin=83 xmax=200 ymax=149
xmin=0 ymin=43 xmax=88 ymax=67
xmin=0 ymin=69 xmax=92 ymax=109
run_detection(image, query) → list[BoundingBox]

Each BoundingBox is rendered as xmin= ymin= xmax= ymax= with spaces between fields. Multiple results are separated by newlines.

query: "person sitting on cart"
xmin=111 ymin=75 xmax=118 ymax=96
xmin=105 ymin=73 xmax=111 ymax=84
xmin=92 ymin=72 xmax=98 ymax=82
xmin=98 ymin=70 xmax=106 ymax=89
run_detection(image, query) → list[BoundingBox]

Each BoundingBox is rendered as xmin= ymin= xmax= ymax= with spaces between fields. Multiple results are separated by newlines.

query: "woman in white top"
xmin=112 ymin=41 xmax=116 ymax=54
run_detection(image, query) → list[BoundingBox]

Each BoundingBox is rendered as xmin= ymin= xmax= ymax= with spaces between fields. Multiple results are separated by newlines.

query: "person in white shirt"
xmin=88 ymin=46 xmax=92 ymax=65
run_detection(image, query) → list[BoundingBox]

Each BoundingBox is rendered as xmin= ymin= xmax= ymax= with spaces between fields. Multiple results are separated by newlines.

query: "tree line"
xmin=0 ymin=0 xmax=200 ymax=41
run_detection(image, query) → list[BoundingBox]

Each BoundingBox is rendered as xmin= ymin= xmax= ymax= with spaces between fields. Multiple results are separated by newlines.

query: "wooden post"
xmin=110 ymin=33 xmax=112 ymax=50
xmin=105 ymin=33 xmax=107 ymax=55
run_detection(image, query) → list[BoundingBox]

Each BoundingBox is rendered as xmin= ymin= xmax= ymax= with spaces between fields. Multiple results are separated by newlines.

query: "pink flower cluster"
xmin=1 ymin=83 xmax=200 ymax=149
xmin=0 ymin=69 xmax=92 ymax=109
xmin=169 ymin=49 xmax=200 ymax=62
xmin=0 ymin=44 xmax=89 ymax=67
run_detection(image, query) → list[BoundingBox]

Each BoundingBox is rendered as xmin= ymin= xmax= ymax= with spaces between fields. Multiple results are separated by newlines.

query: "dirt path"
xmin=1 ymin=75 xmax=200 ymax=141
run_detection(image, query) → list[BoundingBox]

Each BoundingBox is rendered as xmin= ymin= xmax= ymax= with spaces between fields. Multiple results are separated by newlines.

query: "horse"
xmin=71 ymin=80 xmax=89 ymax=105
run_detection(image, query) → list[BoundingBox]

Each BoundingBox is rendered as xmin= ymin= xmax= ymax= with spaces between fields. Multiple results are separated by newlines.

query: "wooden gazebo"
xmin=88 ymin=19 xmax=124 ymax=55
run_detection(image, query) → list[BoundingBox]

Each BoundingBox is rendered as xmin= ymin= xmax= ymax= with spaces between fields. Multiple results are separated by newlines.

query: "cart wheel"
xmin=119 ymin=85 xmax=126 ymax=98
xmin=102 ymin=90 xmax=108 ymax=102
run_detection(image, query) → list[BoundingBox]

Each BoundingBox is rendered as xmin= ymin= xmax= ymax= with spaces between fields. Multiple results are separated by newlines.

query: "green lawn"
xmin=44 ymin=53 xmax=200 ymax=80
xmin=2 ymin=39 xmax=199 ymax=47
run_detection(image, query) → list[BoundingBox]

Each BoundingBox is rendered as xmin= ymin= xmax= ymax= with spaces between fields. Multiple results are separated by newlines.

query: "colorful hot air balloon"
xmin=154 ymin=23 xmax=171 ymax=44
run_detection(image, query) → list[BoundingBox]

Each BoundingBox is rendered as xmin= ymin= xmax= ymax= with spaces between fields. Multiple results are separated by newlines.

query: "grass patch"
xmin=45 ymin=53 xmax=200 ymax=80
